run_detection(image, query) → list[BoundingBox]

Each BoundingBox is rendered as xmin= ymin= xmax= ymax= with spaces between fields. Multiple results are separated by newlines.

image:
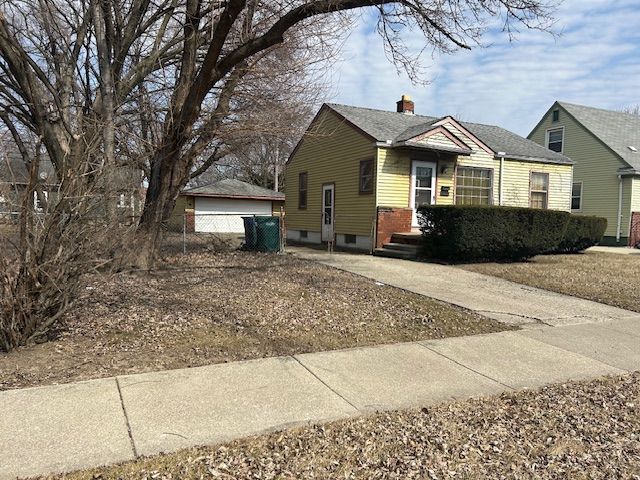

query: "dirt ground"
xmin=38 ymin=371 xmax=640 ymax=480
xmin=461 ymin=252 xmax=640 ymax=312
xmin=0 ymin=252 xmax=508 ymax=390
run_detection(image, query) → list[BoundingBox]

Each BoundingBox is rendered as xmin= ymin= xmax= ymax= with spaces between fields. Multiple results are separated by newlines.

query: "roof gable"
xmin=409 ymin=125 xmax=473 ymax=152
xmin=432 ymin=117 xmax=494 ymax=154
xmin=323 ymin=103 xmax=572 ymax=164
xmin=556 ymin=102 xmax=640 ymax=171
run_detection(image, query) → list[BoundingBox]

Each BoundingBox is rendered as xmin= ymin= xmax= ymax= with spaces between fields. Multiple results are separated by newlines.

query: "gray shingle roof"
xmin=0 ymin=148 xmax=58 ymax=184
xmin=327 ymin=103 xmax=572 ymax=164
xmin=558 ymin=102 xmax=640 ymax=171
xmin=183 ymin=178 xmax=284 ymax=200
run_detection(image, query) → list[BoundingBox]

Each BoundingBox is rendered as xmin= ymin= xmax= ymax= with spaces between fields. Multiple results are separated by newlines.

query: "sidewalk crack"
xmin=292 ymin=357 xmax=360 ymax=412
xmin=418 ymin=343 xmax=515 ymax=391
xmin=116 ymin=377 xmax=139 ymax=458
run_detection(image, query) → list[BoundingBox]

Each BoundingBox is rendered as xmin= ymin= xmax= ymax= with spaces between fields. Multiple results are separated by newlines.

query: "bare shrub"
xmin=0 ymin=170 xmax=132 ymax=352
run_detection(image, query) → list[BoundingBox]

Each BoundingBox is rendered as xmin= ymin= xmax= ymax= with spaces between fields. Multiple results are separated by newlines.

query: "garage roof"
xmin=182 ymin=179 xmax=285 ymax=201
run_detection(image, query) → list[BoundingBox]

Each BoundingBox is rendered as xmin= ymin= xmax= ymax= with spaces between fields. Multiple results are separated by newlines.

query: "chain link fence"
xmin=162 ymin=212 xmax=286 ymax=255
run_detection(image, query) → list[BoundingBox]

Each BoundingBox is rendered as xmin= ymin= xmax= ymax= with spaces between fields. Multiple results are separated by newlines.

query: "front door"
xmin=410 ymin=161 xmax=437 ymax=226
xmin=322 ymin=184 xmax=334 ymax=242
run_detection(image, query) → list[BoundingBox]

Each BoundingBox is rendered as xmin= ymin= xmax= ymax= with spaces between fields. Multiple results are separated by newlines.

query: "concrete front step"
xmin=390 ymin=232 xmax=422 ymax=246
xmin=383 ymin=242 xmax=421 ymax=253
xmin=373 ymin=248 xmax=416 ymax=260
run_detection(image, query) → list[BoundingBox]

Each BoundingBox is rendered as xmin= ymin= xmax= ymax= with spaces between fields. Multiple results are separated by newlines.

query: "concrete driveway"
xmin=290 ymin=247 xmax=640 ymax=327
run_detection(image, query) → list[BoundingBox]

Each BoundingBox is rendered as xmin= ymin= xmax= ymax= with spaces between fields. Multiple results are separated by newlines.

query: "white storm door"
xmin=321 ymin=184 xmax=334 ymax=242
xmin=410 ymin=161 xmax=437 ymax=226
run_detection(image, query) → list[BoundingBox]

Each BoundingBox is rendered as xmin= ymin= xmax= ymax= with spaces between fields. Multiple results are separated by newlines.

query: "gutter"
xmin=492 ymin=153 xmax=574 ymax=165
xmin=497 ymin=152 xmax=506 ymax=205
xmin=617 ymin=175 xmax=623 ymax=243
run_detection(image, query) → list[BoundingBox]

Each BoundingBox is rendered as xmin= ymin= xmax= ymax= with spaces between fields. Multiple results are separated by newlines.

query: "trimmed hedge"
xmin=556 ymin=215 xmax=608 ymax=253
xmin=418 ymin=205 xmax=598 ymax=262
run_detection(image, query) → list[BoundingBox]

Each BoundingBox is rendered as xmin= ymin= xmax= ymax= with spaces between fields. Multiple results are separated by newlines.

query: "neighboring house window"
xmin=546 ymin=128 xmax=564 ymax=153
xmin=571 ymin=182 xmax=583 ymax=211
xmin=552 ymin=109 xmax=560 ymax=122
xmin=117 ymin=193 xmax=128 ymax=209
xmin=359 ymin=159 xmax=374 ymax=194
xmin=298 ymin=172 xmax=308 ymax=209
xmin=33 ymin=190 xmax=48 ymax=212
xmin=455 ymin=167 xmax=492 ymax=205
xmin=530 ymin=172 xmax=549 ymax=209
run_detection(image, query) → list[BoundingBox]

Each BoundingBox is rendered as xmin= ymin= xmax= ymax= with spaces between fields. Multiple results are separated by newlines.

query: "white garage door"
xmin=194 ymin=197 xmax=272 ymax=233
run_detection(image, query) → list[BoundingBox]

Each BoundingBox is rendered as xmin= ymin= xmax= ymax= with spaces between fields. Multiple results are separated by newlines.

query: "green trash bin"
xmin=254 ymin=216 xmax=280 ymax=252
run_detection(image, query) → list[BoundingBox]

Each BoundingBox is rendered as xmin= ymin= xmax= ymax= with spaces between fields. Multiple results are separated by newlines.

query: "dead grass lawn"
xmin=1 ymin=252 xmax=508 ymax=390
xmin=38 ymin=372 xmax=640 ymax=479
xmin=461 ymin=252 xmax=640 ymax=312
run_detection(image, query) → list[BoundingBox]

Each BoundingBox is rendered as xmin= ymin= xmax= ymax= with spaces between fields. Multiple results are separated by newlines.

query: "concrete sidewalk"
xmin=3 ymin=324 xmax=640 ymax=479
xmin=290 ymin=247 xmax=640 ymax=327
xmin=2 ymin=251 xmax=640 ymax=479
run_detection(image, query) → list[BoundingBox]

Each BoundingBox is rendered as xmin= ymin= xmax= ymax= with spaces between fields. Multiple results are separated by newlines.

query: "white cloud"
xmin=328 ymin=0 xmax=640 ymax=135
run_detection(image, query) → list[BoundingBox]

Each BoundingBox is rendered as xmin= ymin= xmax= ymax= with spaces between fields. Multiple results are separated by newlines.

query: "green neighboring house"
xmin=529 ymin=102 xmax=640 ymax=245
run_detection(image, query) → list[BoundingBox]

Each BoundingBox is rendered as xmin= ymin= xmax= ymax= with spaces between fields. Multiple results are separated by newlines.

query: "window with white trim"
xmin=455 ymin=167 xmax=492 ymax=205
xmin=530 ymin=172 xmax=549 ymax=209
xmin=571 ymin=182 xmax=582 ymax=211
xmin=546 ymin=128 xmax=564 ymax=153
xmin=33 ymin=190 xmax=48 ymax=212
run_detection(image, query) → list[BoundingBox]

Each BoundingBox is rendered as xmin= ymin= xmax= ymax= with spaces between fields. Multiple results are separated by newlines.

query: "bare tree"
xmin=622 ymin=105 xmax=640 ymax=116
xmin=0 ymin=0 xmax=558 ymax=269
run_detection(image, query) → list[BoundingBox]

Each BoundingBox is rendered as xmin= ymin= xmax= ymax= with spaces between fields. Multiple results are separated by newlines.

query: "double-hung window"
xmin=571 ymin=182 xmax=582 ymax=211
xmin=455 ymin=167 xmax=492 ymax=205
xmin=298 ymin=172 xmax=308 ymax=209
xmin=530 ymin=172 xmax=549 ymax=209
xmin=546 ymin=128 xmax=564 ymax=153
xmin=359 ymin=159 xmax=374 ymax=194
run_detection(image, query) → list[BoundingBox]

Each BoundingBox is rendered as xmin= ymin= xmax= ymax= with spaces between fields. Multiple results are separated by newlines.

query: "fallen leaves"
xmin=461 ymin=252 xmax=640 ymax=312
xmin=44 ymin=372 xmax=640 ymax=479
xmin=0 ymin=252 xmax=508 ymax=390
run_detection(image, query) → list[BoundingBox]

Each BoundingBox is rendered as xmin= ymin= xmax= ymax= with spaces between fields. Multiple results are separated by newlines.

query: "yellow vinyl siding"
xmin=500 ymin=161 xmax=572 ymax=210
xmin=632 ymin=178 xmax=640 ymax=213
xmin=529 ymin=105 xmax=629 ymax=237
xmin=285 ymin=109 xmax=376 ymax=236
xmin=376 ymin=120 xmax=572 ymax=211
xmin=376 ymin=148 xmax=410 ymax=207
xmin=376 ymin=149 xmax=456 ymax=207
xmin=435 ymin=158 xmax=455 ymax=205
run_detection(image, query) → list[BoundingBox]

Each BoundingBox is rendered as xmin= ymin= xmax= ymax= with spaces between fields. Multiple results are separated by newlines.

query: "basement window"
xmin=344 ymin=234 xmax=357 ymax=244
xmin=300 ymin=230 xmax=308 ymax=239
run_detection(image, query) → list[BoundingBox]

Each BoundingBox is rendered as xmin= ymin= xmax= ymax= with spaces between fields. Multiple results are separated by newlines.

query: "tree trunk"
xmin=129 ymin=142 xmax=191 ymax=268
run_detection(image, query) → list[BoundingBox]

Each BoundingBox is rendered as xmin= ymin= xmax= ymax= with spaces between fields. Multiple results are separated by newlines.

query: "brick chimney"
xmin=396 ymin=94 xmax=414 ymax=114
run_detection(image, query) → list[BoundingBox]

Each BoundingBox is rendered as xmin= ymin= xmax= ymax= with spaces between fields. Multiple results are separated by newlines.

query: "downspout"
xmin=497 ymin=152 xmax=506 ymax=205
xmin=617 ymin=174 xmax=623 ymax=243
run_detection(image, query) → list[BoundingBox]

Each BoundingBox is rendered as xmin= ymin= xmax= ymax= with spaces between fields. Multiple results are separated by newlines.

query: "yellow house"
xmin=285 ymin=96 xmax=574 ymax=253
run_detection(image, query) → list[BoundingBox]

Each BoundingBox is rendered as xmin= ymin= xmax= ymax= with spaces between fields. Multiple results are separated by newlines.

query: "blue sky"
xmin=329 ymin=0 xmax=640 ymax=136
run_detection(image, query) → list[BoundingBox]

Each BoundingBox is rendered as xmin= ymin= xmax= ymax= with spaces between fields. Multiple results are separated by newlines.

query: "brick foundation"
xmin=185 ymin=210 xmax=195 ymax=233
xmin=630 ymin=212 xmax=640 ymax=247
xmin=376 ymin=207 xmax=413 ymax=248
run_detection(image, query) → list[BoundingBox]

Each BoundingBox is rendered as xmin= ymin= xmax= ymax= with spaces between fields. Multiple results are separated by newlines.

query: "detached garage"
xmin=172 ymin=179 xmax=285 ymax=233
